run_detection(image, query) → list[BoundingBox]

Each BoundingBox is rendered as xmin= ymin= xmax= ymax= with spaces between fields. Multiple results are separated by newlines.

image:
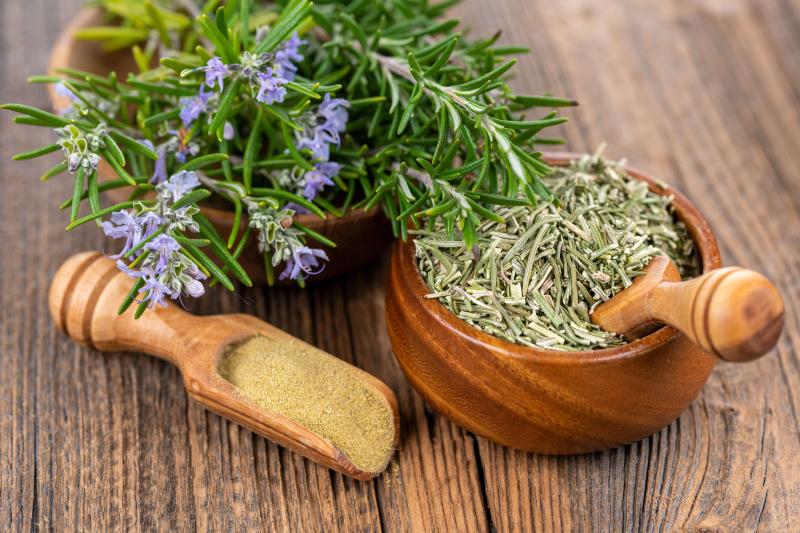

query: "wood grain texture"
xmin=1 ymin=0 xmax=799 ymax=531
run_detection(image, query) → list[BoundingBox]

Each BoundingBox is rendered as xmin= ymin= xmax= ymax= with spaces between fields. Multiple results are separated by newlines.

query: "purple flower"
xmin=174 ymin=141 xmax=200 ymax=164
xmin=114 ymin=232 xmax=208 ymax=308
xmin=140 ymin=273 xmax=175 ymax=308
xmin=202 ymin=57 xmax=229 ymax=91
xmin=302 ymin=162 xmax=340 ymax=201
xmin=223 ymin=121 xmax=235 ymax=140
xmin=181 ymin=261 xmax=207 ymax=298
xmin=141 ymin=211 xmax=163 ymax=234
xmin=295 ymin=94 xmax=350 ymax=162
xmin=55 ymin=82 xmax=78 ymax=115
xmin=184 ymin=260 xmax=206 ymax=281
xmin=280 ymin=246 xmax=329 ymax=280
xmin=179 ymin=87 xmax=212 ymax=127
xmin=284 ymin=202 xmax=309 ymax=214
xmin=67 ymin=152 xmax=100 ymax=173
xmin=318 ymin=94 xmax=350 ymax=135
xmin=255 ymin=68 xmax=287 ymax=105
xmin=115 ymin=259 xmax=142 ymax=279
xmin=102 ymin=210 xmax=163 ymax=257
xmin=115 ymin=262 xmax=172 ymax=307
xmin=145 ymin=234 xmax=181 ymax=273
xmin=55 ymin=82 xmax=77 ymax=101
xmin=102 ymin=211 xmax=140 ymax=249
xmin=161 ymin=170 xmax=200 ymax=203
xmin=296 ymin=128 xmax=338 ymax=161
xmin=149 ymin=142 xmax=168 ymax=184
xmin=150 ymin=133 xmax=200 ymax=183
xmin=274 ymin=33 xmax=306 ymax=82
xmin=183 ymin=277 xmax=205 ymax=298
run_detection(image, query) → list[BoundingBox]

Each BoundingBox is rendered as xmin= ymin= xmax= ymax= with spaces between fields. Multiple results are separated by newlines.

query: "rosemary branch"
xmin=3 ymin=0 xmax=576 ymax=315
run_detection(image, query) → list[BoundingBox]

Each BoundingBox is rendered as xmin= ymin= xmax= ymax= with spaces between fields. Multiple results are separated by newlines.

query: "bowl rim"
xmin=395 ymin=151 xmax=722 ymax=364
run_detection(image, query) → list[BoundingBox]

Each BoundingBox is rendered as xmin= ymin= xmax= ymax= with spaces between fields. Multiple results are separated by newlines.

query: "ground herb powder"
xmin=219 ymin=336 xmax=395 ymax=473
xmin=414 ymin=154 xmax=701 ymax=351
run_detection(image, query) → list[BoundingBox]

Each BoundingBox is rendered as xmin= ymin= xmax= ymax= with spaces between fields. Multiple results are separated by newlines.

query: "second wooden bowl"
xmin=385 ymin=153 xmax=722 ymax=454
xmin=48 ymin=8 xmax=392 ymax=285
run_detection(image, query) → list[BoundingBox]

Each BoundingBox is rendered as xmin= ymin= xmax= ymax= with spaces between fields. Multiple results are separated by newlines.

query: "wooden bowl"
xmin=385 ymin=153 xmax=722 ymax=454
xmin=48 ymin=8 xmax=393 ymax=284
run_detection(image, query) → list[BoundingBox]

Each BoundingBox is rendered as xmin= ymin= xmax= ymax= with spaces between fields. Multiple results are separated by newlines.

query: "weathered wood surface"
xmin=1 ymin=0 xmax=798 ymax=531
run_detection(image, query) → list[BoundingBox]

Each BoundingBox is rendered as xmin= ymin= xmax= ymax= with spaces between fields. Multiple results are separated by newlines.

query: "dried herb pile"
xmin=414 ymin=154 xmax=701 ymax=351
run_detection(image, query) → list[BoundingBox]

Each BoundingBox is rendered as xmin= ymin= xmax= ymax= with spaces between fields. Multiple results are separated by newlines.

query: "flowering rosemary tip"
xmin=105 ymin=170 xmax=208 ymax=309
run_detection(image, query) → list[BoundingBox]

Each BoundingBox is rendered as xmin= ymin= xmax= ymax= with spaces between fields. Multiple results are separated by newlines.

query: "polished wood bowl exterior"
xmin=48 ymin=8 xmax=392 ymax=285
xmin=385 ymin=154 xmax=722 ymax=454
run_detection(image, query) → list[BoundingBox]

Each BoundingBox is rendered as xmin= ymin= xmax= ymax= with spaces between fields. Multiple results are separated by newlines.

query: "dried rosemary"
xmin=413 ymin=153 xmax=701 ymax=351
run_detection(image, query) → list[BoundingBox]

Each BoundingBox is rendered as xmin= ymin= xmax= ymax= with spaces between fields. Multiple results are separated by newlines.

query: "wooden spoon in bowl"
xmin=49 ymin=251 xmax=399 ymax=480
xmin=591 ymin=255 xmax=784 ymax=362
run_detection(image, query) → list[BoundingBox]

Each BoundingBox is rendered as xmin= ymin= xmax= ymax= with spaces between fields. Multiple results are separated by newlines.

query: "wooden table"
xmin=2 ymin=0 xmax=799 ymax=530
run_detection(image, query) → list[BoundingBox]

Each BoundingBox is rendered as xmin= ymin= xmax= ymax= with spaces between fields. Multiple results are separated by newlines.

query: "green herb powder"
xmin=414 ymin=155 xmax=701 ymax=351
xmin=219 ymin=336 xmax=396 ymax=473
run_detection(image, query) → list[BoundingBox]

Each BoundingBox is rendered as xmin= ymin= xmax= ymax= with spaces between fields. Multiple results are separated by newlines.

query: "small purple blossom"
xmin=255 ymin=68 xmax=287 ymax=105
xmin=115 ymin=260 xmax=140 ymax=278
xmin=183 ymin=277 xmax=205 ymax=298
xmin=223 ymin=121 xmax=235 ymax=140
xmin=296 ymin=94 xmax=350 ymax=162
xmin=102 ymin=210 xmax=163 ymax=258
xmin=115 ymin=262 xmax=171 ymax=307
xmin=55 ymin=82 xmax=77 ymax=101
xmin=150 ymin=133 xmax=199 ymax=183
xmin=145 ymin=234 xmax=181 ymax=273
xmin=181 ymin=260 xmax=208 ymax=298
xmin=115 ymin=242 xmax=208 ymax=307
xmin=296 ymin=128 xmax=338 ymax=161
xmin=284 ymin=202 xmax=309 ymax=214
xmin=280 ymin=246 xmax=329 ymax=280
xmin=153 ymin=148 xmax=168 ymax=183
xmin=67 ymin=152 xmax=100 ymax=173
xmin=302 ymin=162 xmax=340 ymax=201
xmin=183 ymin=260 xmax=206 ymax=281
xmin=161 ymin=170 xmax=200 ymax=203
xmin=202 ymin=57 xmax=229 ymax=91
xmin=174 ymin=140 xmax=200 ymax=164
xmin=55 ymin=82 xmax=78 ymax=115
xmin=140 ymin=273 xmax=175 ymax=308
xmin=145 ymin=140 xmax=168 ymax=184
xmin=318 ymin=94 xmax=350 ymax=135
xmin=179 ymin=87 xmax=212 ymax=127
xmin=274 ymin=33 xmax=306 ymax=81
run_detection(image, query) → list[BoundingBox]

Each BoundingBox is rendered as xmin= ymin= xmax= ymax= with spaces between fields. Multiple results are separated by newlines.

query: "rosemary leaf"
xmin=12 ymin=144 xmax=60 ymax=161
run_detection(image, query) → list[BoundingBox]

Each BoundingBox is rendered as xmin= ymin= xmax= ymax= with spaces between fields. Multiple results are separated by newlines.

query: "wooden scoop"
xmin=48 ymin=251 xmax=399 ymax=480
xmin=592 ymin=255 xmax=784 ymax=362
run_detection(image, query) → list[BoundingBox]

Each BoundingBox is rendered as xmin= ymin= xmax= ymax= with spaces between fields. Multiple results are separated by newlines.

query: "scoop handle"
xmin=645 ymin=267 xmax=784 ymax=362
xmin=48 ymin=251 xmax=212 ymax=367
xmin=49 ymin=252 xmax=400 ymax=480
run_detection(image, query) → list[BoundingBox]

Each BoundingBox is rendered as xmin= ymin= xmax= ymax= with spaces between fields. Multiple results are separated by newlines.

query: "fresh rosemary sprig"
xmin=3 ymin=0 xmax=574 ymax=315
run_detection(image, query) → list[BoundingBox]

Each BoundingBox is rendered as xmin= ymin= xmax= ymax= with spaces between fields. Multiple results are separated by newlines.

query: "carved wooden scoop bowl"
xmin=47 ymin=7 xmax=392 ymax=285
xmin=385 ymin=153 xmax=784 ymax=454
xmin=50 ymin=251 xmax=399 ymax=479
